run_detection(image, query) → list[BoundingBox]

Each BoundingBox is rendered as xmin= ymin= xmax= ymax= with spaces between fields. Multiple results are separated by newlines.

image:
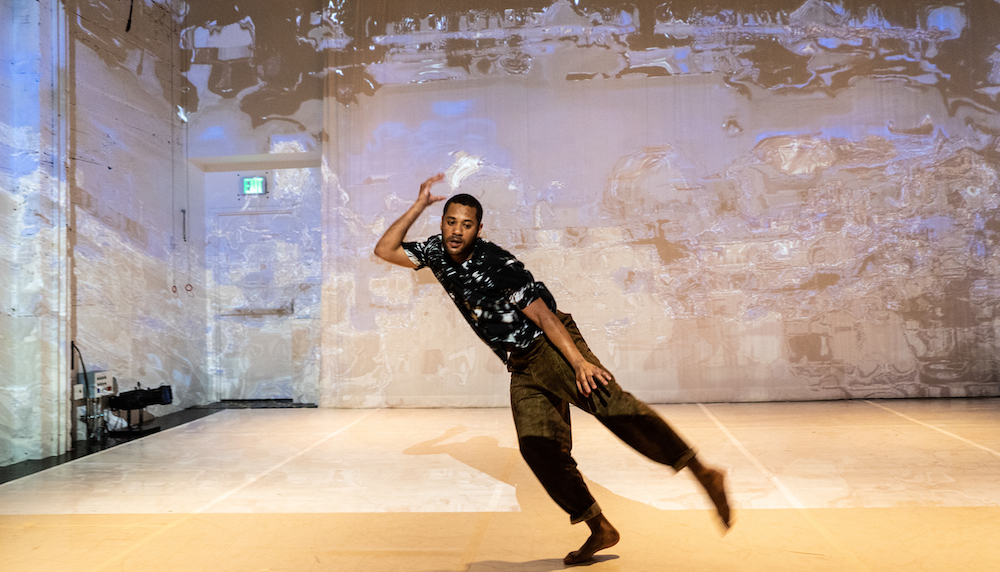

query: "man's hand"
xmin=374 ymin=173 xmax=447 ymax=268
xmin=521 ymin=299 xmax=614 ymax=398
xmin=573 ymin=359 xmax=612 ymax=398
xmin=417 ymin=173 xmax=446 ymax=207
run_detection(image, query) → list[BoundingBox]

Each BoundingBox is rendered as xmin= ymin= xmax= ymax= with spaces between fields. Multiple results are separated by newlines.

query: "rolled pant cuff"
xmin=570 ymin=502 xmax=602 ymax=524
xmin=672 ymin=448 xmax=697 ymax=472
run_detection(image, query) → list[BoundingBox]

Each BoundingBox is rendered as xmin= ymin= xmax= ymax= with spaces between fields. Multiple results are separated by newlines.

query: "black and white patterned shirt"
xmin=402 ymin=235 xmax=556 ymax=363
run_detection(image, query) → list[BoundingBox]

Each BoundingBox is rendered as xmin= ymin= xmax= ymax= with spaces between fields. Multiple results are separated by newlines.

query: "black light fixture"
xmin=108 ymin=385 xmax=173 ymax=436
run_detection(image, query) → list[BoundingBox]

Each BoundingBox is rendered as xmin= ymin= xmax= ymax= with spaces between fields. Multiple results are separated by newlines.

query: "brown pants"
xmin=507 ymin=311 xmax=695 ymax=523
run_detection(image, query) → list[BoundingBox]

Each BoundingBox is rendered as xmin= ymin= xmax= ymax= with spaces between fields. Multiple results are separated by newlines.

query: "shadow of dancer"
xmin=403 ymin=427 xmax=556 ymax=517
xmin=405 ymin=426 xmax=721 ymax=570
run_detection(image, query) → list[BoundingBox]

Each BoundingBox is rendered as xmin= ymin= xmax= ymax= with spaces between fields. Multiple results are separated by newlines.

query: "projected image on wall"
xmin=166 ymin=1 xmax=1000 ymax=407
xmin=5 ymin=2 xmax=999 ymax=454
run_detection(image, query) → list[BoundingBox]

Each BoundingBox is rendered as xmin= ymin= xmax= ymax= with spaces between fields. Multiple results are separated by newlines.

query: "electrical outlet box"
xmin=77 ymin=371 xmax=116 ymax=398
xmin=73 ymin=384 xmax=84 ymax=400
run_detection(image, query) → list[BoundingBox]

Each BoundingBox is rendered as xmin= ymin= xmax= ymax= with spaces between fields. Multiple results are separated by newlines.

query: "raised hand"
xmin=443 ymin=425 xmax=467 ymax=438
xmin=417 ymin=173 xmax=446 ymax=207
xmin=374 ymin=173 xmax=447 ymax=268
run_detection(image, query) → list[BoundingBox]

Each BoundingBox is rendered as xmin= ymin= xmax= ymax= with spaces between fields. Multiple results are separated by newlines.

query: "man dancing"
xmin=374 ymin=173 xmax=732 ymax=565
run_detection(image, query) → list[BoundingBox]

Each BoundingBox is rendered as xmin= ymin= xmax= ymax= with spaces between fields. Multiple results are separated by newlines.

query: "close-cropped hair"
xmin=444 ymin=193 xmax=483 ymax=224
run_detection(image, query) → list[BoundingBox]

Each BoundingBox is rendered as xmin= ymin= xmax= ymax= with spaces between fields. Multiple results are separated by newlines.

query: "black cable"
xmin=71 ymin=341 xmax=106 ymax=440
xmin=71 ymin=341 xmax=89 ymax=438
xmin=71 ymin=341 xmax=88 ymax=398
xmin=72 ymin=341 xmax=90 ymax=439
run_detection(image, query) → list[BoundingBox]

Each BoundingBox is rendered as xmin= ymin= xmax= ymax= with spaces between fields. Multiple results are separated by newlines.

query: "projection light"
xmin=109 ymin=385 xmax=173 ymax=410
xmin=242 ymin=175 xmax=267 ymax=196
xmin=108 ymin=385 xmax=173 ymax=437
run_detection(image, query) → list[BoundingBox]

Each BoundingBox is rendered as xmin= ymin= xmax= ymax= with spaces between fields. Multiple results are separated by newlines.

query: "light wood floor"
xmin=2 ymin=399 xmax=998 ymax=571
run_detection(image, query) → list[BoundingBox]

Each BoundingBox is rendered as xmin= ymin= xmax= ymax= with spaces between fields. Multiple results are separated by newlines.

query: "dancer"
xmin=374 ymin=173 xmax=732 ymax=565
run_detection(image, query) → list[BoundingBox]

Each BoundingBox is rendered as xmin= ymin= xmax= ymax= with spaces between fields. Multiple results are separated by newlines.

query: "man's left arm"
xmin=521 ymin=299 xmax=612 ymax=397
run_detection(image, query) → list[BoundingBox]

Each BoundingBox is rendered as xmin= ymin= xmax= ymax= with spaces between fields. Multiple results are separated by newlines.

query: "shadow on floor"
xmin=463 ymin=555 xmax=619 ymax=571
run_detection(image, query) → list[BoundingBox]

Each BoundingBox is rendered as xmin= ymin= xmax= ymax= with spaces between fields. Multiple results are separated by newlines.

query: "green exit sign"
xmin=242 ymin=176 xmax=266 ymax=195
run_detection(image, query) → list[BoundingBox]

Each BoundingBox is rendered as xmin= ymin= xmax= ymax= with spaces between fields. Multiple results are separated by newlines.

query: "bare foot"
xmin=701 ymin=468 xmax=732 ymax=530
xmin=687 ymin=457 xmax=732 ymax=530
xmin=564 ymin=514 xmax=620 ymax=565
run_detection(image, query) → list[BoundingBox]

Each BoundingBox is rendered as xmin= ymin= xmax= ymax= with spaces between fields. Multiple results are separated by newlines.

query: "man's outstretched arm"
xmin=521 ymin=298 xmax=612 ymax=398
xmin=374 ymin=173 xmax=445 ymax=268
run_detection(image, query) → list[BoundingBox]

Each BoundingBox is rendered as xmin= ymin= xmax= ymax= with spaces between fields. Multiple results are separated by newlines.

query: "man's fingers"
xmin=575 ymin=363 xmax=612 ymax=397
xmin=423 ymin=173 xmax=445 ymax=188
xmin=419 ymin=174 xmax=446 ymax=197
xmin=575 ymin=361 xmax=615 ymax=398
xmin=588 ymin=369 xmax=610 ymax=386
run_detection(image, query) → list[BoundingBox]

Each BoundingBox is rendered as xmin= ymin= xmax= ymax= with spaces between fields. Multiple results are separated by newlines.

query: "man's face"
xmin=441 ymin=203 xmax=482 ymax=263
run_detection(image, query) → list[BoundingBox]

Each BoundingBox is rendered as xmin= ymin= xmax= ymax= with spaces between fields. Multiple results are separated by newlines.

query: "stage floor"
xmin=2 ymin=398 xmax=998 ymax=571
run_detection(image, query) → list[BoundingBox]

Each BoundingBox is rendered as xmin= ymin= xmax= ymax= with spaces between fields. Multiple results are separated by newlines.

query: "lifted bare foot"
xmin=703 ymin=468 xmax=731 ymax=529
xmin=698 ymin=469 xmax=733 ymax=531
xmin=688 ymin=458 xmax=733 ymax=530
xmin=564 ymin=514 xmax=620 ymax=565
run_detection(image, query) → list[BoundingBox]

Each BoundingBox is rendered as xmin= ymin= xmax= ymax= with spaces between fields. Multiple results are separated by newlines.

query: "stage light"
xmin=108 ymin=385 xmax=173 ymax=436
xmin=109 ymin=385 xmax=173 ymax=410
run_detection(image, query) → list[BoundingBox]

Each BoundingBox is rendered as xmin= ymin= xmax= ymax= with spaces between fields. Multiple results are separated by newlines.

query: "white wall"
xmin=317 ymin=1 xmax=1000 ymax=405
xmin=68 ymin=0 xmax=207 ymax=424
xmin=172 ymin=0 xmax=1000 ymax=407
xmin=0 ymin=0 xmax=206 ymax=466
xmin=0 ymin=0 xmax=72 ymax=465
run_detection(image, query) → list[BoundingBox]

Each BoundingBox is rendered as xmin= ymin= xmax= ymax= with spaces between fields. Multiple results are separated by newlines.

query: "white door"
xmin=210 ymin=210 xmax=298 ymax=401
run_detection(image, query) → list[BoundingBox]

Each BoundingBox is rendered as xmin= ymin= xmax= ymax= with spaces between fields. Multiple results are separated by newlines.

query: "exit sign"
xmin=242 ymin=176 xmax=266 ymax=195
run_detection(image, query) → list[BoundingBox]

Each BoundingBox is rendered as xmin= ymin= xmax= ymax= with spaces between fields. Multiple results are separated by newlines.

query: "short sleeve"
xmin=496 ymin=257 xmax=556 ymax=312
xmin=400 ymin=241 xmax=428 ymax=270
xmin=509 ymin=279 xmax=556 ymax=312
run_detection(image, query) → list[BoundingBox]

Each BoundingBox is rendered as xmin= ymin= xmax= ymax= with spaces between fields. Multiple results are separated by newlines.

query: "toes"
xmin=709 ymin=471 xmax=732 ymax=527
